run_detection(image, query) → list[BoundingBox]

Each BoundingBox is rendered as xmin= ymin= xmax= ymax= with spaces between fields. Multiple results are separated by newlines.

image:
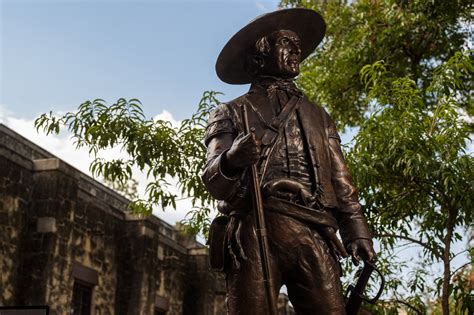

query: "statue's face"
xmin=263 ymin=30 xmax=302 ymax=79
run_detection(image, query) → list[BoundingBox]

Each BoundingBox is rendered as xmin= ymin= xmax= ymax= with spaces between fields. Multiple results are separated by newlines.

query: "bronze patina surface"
xmin=203 ymin=8 xmax=376 ymax=315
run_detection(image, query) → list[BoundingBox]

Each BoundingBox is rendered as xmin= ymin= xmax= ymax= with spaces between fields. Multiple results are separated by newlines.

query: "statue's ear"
xmin=244 ymin=54 xmax=265 ymax=77
xmin=255 ymin=56 xmax=265 ymax=69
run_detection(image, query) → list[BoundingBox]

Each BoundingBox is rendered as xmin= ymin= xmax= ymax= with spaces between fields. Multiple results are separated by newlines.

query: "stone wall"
xmin=0 ymin=154 xmax=33 ymax=304
xmin=0 ymin=124 xmax=226 ymax=314
xmin=183 ymin=247 xmax=227 ymax=315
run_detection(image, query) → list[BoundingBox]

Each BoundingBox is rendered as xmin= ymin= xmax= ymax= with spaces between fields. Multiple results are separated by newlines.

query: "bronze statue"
xmin=203 ymin=8 xmax=376 ymax=315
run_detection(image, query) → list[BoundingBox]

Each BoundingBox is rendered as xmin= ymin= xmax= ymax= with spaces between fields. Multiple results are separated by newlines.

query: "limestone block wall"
xmin=0 ymin=124 xmax=227 ymax=314
xmin=0 ymin=124 xmax=50 ymax=304
xmin=0 ymin=155 xmax=33 ymax=304
xmin=70 ymin=198 xmax=120 ymax=315
xmin=183 ymin=248 xmax=226 ymax=315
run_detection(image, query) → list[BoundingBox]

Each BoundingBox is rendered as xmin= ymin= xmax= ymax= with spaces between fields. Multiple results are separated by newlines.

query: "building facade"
xmin=0 ymin=124 xmax=226 ymax=314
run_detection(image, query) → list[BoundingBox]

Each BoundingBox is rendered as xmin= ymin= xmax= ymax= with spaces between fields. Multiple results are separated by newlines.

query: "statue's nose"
xmin=289 ymin=42 xmax=301 ymax=55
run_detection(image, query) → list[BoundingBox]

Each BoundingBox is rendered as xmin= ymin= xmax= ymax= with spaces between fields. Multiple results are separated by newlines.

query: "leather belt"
xmin=264 ymin=196 xmax=337 ymax=230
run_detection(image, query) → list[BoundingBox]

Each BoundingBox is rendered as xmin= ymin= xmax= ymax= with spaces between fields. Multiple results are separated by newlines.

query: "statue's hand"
xmin=347 ymin=239 xmax=376 ymax=266
xmin=225 ymin=132 xmax=260 ymax=171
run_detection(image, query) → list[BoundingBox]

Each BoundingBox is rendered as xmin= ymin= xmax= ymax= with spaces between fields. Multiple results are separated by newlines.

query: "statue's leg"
xmin=279 ymin=224 xmax=346 ymax=314
xmin=225 ymin=215 xmax=281 ymax=315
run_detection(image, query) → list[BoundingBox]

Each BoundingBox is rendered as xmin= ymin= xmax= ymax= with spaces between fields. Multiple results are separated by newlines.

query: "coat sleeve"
xmin=201 ymin=104 xmax=241 ymax=201
xmin=324 ymin=109 xmax=372 ymax=246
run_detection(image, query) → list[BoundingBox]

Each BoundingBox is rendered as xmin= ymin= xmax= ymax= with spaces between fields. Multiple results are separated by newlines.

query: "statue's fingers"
xmin=367 ymin=247 xmax=377 ymax=262
xmin=239 ymin=132 xmax=254 ymax=144
xmin=350 ymin=244 xmax=360 ymax=266
xmin=352 ymin=255 xmax=360 ymax=266
xmin=358 ymin=242 xmax=376 ymax=262
xmin=234 ymin=132 xmax=246 ymax=141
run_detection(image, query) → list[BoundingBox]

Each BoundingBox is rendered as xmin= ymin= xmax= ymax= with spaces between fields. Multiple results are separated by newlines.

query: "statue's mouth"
xmin=287 ymin=60 xmax=299 ymax=71
xmin=287 ymin=56 xmax=300 ymax=66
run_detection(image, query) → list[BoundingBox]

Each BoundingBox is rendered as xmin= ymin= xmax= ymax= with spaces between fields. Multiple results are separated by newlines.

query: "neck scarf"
xmin=257 ymin=76 xmax=303 ymax=98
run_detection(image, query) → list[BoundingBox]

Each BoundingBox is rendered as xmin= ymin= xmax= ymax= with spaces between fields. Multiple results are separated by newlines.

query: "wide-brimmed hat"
xmin=216 ymin=8 xmax=326 ymax=85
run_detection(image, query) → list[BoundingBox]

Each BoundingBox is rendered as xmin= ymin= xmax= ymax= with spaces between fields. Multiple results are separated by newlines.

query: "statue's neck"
xmin=254 ymin=75 xmax=295 ymax=85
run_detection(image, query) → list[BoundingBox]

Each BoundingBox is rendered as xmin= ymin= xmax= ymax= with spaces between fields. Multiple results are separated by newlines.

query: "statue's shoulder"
xmin=210 ymin=94 xmax=249 ymax=124
xmin=223 ymin=94 xmax=249 ymax=109
xmin=207 ymin=104 xmax=234 ymax=126
xmin=299 ymin=95 xmax=326 ymax=115
xmin=204 ymin=95 xmax=248 ymax=145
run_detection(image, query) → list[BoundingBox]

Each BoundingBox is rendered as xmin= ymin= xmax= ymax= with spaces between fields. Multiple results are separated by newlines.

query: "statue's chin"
xmin=281 ymin=70 xmax=299 ymax=79
xmin=257 ymin=67 xmax=299 ymax=80
xmin=280 ymin=66 xmax=299 ymax=79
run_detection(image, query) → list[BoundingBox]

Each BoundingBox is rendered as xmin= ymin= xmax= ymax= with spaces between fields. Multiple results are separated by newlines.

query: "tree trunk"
xmin=441 ymin=208 xmax=456 ymax=315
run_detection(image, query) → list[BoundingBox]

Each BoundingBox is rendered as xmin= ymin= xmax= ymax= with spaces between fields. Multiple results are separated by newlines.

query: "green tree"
xmin=280 ymin=0 xmax=472 ymax=129
xmin=35 ymin=92 xmax=221 ymax=236
xmin=278 ymin=0 xmax=473 ymax=313
xmin=350 ymin=51 xmax=472 ymax=314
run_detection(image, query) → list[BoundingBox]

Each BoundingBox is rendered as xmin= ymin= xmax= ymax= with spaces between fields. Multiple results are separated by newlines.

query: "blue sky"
xmin=0 ymin=0 xmax=281 ymax=226
xmin=1 ymin=0 xmax=280 ymax=120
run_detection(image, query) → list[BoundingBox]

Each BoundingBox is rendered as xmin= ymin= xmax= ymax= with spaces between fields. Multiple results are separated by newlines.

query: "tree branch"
xmin=393 ymin=299 xmax=424 ymax=315
xmin=451 ymin=262 xmax=471 ymax=278
xmin=374 ymin=232 xmax=443 ymax=259
xmin=378 ymin=298 xmax=424 ymax=315
xmin=441 ymin=207 xmax=458 ymax=314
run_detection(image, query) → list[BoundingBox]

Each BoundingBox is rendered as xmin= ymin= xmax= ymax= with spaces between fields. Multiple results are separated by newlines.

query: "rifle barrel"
xmin=241 ymin=104 xmax=278 ymax=315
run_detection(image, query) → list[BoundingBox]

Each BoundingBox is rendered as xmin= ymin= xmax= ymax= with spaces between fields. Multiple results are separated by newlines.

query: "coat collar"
xmin=248 ymin=76 xmax=303 ymax=97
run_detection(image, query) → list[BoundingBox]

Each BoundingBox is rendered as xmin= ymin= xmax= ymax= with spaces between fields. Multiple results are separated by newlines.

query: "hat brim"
xmin=216 ymin=8 xmax=326 ymax=85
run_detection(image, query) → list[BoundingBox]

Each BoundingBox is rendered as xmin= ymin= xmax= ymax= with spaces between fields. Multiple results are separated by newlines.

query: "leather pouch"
xmin=207 ymin=215 xmax=229 ymax=271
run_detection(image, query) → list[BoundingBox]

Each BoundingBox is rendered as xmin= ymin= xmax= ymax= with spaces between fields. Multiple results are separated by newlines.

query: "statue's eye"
xmin=280 ymin=38 xmax=289 ymax=45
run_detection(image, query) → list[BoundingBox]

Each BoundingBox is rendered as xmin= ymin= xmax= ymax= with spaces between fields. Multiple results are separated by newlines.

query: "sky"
xmin=0 ymin=0 xmax=281 ymax=225
xmin=1 ymin=0 xmax=281 ymax=120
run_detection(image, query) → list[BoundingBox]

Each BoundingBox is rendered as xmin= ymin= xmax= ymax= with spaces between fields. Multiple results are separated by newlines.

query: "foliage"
xmin=35 ymin=91 xmax=221 ymax=236
xmin=103 ymin=178 xmax=139 ymax=200
xmin=449 ymin=249 xmax=473 ymax=315
xmin=345 ymin=51 xmax=473 ymax=313
xmin=280 ymin=0 xmax=473 ymax=129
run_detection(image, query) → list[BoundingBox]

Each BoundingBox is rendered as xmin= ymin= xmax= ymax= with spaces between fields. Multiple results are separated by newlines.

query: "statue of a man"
xmin=202 ymin=8 xmax=376 ymax=314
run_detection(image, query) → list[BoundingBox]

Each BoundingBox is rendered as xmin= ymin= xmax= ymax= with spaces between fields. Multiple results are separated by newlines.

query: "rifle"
xmin=345 ymin=260 xmax=385 ymax=315
xmin=240 ymin=103 xmax=278 ymax=315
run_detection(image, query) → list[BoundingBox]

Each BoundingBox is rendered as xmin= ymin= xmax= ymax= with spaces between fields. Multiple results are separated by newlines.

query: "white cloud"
xmin=154 ymin=110 xmax=180 ymax=127
xmin=1 ymin=108 xmax=94 ymax=175
xmin=0 ymin=104 xmax=192 ymax=226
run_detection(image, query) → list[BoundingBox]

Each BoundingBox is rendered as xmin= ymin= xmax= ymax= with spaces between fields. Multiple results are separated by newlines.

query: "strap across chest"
xmin=243 ymin=95 xmax=302 ymax=146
